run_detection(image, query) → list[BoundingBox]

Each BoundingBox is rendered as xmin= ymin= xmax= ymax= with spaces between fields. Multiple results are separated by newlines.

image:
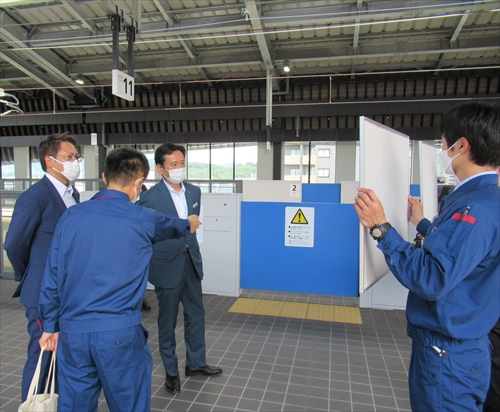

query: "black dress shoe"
xmin=164 ymin=375 xmax=180 ymax=394
xmin=185 ymin=364 xmax=223 ymax=377
xmin=141 ymin=299 xmax=151 ymax=311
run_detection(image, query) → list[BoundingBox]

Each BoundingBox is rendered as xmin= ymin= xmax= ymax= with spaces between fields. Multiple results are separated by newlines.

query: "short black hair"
xmin=154 ymin=143 xmax=186 ymax=166
xmin=441 ymin=102 xmax=500 ymax=168
xmin=104 ymin=147 xmax=150 ymax=186
xmin=37 ymin=132 xmax=77 ymax=172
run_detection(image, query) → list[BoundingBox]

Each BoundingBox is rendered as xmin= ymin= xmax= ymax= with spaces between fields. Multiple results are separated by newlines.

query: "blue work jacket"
xmin=378 ymin=174 xmax=500 ymax=343
xmin=38 ymin=189 xmax=191 ymax=334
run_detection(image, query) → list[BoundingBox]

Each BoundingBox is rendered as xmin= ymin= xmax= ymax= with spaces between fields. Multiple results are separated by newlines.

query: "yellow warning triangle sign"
xmin=291 ymin=208 xmax=308 ymax=224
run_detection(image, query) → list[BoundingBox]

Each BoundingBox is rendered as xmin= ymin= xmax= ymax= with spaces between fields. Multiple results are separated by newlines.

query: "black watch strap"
xmin=369 ymin=222 xmax=392 ymax=241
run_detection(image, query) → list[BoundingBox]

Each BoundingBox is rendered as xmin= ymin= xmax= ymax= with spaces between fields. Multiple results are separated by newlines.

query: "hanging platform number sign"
xmin=112 ymin=69 xmax=134 ymax=101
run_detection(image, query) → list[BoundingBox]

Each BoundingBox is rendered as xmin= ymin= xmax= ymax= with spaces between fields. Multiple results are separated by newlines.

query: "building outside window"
xmin=318 ymin=168 xmax=330 ymax=178
xmin=283 ymin=142 xmax=336 ymax=183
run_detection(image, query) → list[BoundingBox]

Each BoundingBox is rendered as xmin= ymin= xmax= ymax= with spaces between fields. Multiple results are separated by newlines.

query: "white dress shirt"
xmin=46 ymin=173 xmax=76 ymax=208
xmin=163 ymin=179 xmax=188 ymax=219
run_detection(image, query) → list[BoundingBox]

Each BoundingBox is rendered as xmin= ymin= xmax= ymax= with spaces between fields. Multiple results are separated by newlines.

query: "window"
xmin=290 ymin=168 xmax=300 ymax=175
xmin=318 ymin=149 xmax=330 ymax=158
xmin=318 ymin=168 xmax=330 ymax=177
xmin=187 ymin=143 xmax=210 ymax=180
xmin=290 ymin=149 xmax=300 ymax=156
xmin=235 ymin=143 xmax=257 ymax=180
xmin=186 ymin=142 xmax=256 ymax=192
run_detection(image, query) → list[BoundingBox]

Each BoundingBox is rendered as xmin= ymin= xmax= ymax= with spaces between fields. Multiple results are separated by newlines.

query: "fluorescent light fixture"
xmin=283 ymin=61 xmax=290 ymax=73
xmin=74 ymin=76 xmax=85 ymax=85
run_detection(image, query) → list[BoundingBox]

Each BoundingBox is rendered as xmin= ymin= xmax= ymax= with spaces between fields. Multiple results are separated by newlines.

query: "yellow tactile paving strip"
xmin=229 ymin=298 xmax=362 ymax=325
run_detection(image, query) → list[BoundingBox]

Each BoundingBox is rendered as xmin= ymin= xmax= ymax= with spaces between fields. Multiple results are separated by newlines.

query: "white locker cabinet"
xmin=199 ymin=194 xmax=242 ymax=297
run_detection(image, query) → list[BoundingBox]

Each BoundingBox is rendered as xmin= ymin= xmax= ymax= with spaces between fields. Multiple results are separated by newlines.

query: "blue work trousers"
xmin=56 ymin=324 xmax=152 ymax=412
xmin=409 ymin=337 xmax=491 ymax=412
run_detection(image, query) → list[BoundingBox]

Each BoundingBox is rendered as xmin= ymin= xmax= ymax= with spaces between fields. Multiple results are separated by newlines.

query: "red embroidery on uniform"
xmin=451 ymin=213 xmax=477 ymax=224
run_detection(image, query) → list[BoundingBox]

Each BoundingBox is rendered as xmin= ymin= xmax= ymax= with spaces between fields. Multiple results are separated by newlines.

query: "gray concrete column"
xmin=13 ymin=147 xmax=30 ymax=190
xmin=335 ymin=141 xmax=357 ymax=182
xmin=257 ymin=142 xmax=274 ymax=180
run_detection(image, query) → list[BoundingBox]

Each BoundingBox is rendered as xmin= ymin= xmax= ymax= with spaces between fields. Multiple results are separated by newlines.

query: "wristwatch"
xmin=369 ymin=222 xmax=392 ymax=241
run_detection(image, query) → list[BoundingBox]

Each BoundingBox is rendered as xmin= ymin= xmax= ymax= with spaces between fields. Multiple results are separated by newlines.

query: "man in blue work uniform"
xmin=354 ymin=102 xmax=500 ymax=411
xmin=38 ymin=147 xmax=201 ymax=412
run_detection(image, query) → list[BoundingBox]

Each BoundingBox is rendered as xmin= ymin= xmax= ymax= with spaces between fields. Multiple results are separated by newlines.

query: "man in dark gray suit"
xmin=139 ymin=143 xmax=222 ymax=394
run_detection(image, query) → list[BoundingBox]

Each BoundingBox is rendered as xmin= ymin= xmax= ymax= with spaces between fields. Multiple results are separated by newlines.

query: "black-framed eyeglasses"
xmin=50 ymin=154 xmax=84 ymax=163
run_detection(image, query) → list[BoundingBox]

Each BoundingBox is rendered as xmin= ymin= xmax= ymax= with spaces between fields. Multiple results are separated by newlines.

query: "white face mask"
xmin=438 ymin=141 xmax=461 ymax=176
xmin=164 ymin=167 xmax=186 ymax=185
xmin=131 ymin=178 xmax=142 ymax=203
xmin=51 ymin=157 xmax=81 ymax=182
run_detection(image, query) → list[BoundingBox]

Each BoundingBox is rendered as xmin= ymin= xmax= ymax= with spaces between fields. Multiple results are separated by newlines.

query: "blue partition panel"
xmin=410 ymin=184 xmax=420 ymax=197
xmin=302 ymin=183 xmax=341 ymax=203
xmin=241 ymin=201 xmax=359 ymax=296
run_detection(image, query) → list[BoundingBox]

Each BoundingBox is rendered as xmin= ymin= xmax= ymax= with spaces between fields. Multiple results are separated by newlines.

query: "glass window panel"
xmin=137 ymin=144 xmax=157 ymax=174
xmin=30 ymin=147 xmax=42 ymax=179
xmin=211 ymin=182 xmax=236 ymax=193
xmin=318 ymin=149 xmax=330 ymax=157
xmin=210 ymin=143 xmax=234 ymax=180
xmin=235 ymin=143 xmax=257 ymax=180
xmin=194 ymin=182 xmax=210 ymax=193
xmin=2 ymin=196 xmax=16 ymax=272
xmin=187 ymin=143 xmax=210 ymax=180
xmin=1 ymin=147 xmax=15 ymax=181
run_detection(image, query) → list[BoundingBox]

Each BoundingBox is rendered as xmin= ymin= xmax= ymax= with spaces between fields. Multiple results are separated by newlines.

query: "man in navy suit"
xmin=4 ymin=132 xmax=81 ymax=401
xmin=139 ymin=143 xmax=222 ymax=394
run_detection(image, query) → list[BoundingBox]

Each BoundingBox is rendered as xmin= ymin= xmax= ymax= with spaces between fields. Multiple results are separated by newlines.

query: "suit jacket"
xmin=138 ymin=180 xmax=203 ymax=289
xmin=4 ymin=175 xmax=80 ymax=307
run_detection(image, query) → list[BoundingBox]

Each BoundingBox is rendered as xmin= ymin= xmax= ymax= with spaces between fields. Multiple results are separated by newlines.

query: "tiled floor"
xmin=0 ymin=277 xmax=412 ymax=412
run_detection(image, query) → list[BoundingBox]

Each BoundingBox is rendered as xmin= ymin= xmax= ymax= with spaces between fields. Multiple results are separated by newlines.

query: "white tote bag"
xmin=18 ymin=349 xmax=58 ymax=412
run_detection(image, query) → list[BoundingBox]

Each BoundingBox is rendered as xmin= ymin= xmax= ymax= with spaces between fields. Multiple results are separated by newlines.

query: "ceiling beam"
xmin=434 ymin=10 xmax=471 ymax=76
xmin=60 ymin=0 xmax=127 ymax=69
xmin=0 ymin=11 xmax=94 ymax=100
xmin=0 ymin=49 xmax=76 ymax=101
xmin=351 ymin=0 xmax=365 ymax=80
xmin=68 ymin=36 xmax=499 ymax=76
xmin=152 ymin=0 xmax=213 ymax=85
xmin=245 ymin=0 xmax=278 ymax=88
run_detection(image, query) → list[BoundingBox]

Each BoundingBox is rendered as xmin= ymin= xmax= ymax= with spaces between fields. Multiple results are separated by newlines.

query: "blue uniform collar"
xmin=91 ymin=189 xmax=130 ymax=201
xmin=440 ymin=173 xmax=498 ymax=213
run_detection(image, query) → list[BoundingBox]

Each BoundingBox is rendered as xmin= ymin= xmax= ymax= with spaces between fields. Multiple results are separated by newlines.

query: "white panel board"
xmin=243 ymin=180 xmax=302 ymax=202
xmin=359 ymin=117 xmax=410 ymax=293
xmin=419 ymin=142 xmax=439 ymax=221
xmin=340 ymin=181 xmax=359 ymax=204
